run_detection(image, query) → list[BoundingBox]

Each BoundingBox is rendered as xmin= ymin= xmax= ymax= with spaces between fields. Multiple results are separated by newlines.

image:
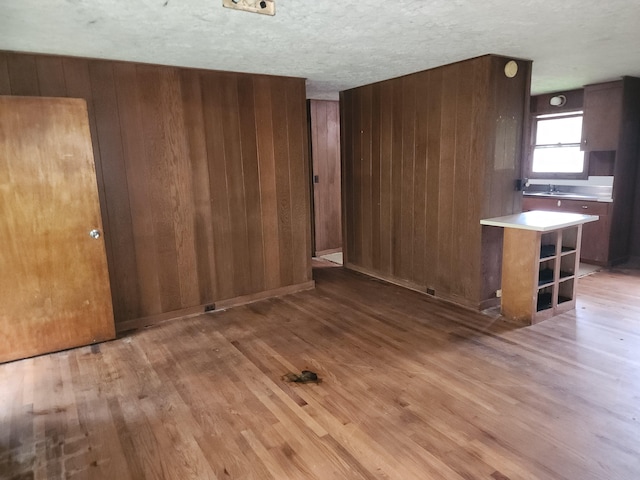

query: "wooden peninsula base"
xmin=481 ymin=211 xmax=598 ymax=324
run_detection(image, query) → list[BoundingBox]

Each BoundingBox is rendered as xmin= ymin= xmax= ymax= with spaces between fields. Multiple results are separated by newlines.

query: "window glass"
xmin=535 ymin=115 xmax=583 ymax=145
xmin=530 ymin=112 xmax=585 ymax=175
xmin=532 ymin=146 xmax=584 ymax=173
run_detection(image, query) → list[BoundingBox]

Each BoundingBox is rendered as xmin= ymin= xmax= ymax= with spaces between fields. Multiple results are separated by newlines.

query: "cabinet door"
xmin=580 ymin=216 xmax=611 ymax=264
xmin=563 ymin=200 xmax=610 ymax=264
xmin=522 ymin=197 xmax=560 ymax=212
xmin=581 ymin=82 xmax=623 ymax=151
xmin=550 ymin=198 xmax=610 ymax=216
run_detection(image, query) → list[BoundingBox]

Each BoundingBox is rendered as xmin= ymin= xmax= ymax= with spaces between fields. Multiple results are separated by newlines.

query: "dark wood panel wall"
xmin=340 ymin=55 xmax=531 ymax=309
xmin=619 ymin=77 xmax=640 ymax=259
xmin=0 ymin=51 xmax=312 ymax=329
xmin=308 ymin=100 xmax=342 ymax=255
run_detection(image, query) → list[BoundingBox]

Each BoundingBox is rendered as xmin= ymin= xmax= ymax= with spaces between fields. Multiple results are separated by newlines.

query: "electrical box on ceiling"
xmin=222 ymin=0 xmax=275 ymax=16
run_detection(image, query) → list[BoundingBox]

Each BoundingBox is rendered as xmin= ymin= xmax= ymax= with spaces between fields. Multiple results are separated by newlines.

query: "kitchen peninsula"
xmin=481 ymin=211 xmax=598 ymax=324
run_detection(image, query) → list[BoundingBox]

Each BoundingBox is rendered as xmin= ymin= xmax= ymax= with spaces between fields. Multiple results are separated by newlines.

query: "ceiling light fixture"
xmin=223 ymin=0 xmax=275 ymax=16
xmin=549 ymin=95 xmax=567 ymax=107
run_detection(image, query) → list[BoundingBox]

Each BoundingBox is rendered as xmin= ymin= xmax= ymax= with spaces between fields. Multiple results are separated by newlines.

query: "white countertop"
xmin=480 ymin=210 xmax=599 ymax=232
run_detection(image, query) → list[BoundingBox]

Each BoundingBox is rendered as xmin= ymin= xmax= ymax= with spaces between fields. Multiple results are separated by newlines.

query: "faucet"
xmin=549 ymin=184 xmax=557 ymax=193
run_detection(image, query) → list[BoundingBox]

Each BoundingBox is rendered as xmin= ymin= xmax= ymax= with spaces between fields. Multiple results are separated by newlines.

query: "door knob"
xmin=89 ymin=229 xmax=101 ymax=239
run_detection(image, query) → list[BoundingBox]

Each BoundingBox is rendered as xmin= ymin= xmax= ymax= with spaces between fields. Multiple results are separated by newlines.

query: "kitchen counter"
xmin=522 ymin=181 xmax=613 ymax=203
xmin=523 ymin=192 xmax=612 ymax=202
xmin=480 ymin=211 xmax=599 ymax=231
xmin=481 ymin=210 xmax=599 ymax=324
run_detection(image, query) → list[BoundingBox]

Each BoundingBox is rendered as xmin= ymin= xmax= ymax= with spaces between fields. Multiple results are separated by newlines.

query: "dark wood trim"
xmin=216 ymin=280 xmax=315 ymax=310
xmin=116 ymin=280 xmax=315 ymax=333
xmin=344 ymin=262 xmax=494 ymax=311
xmin=530 ymin=88 xmax=584 ymax=115
xmin=316 ymin=247 xmax=342 ymax=256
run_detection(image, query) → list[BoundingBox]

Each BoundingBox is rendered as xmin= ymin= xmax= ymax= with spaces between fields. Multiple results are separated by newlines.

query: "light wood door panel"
xmin=0 ymin=96 xmax=115 ymax=363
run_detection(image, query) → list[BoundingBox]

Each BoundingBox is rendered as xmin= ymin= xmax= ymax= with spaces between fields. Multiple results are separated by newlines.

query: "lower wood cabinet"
xmin=522 ymin=197 xmax=611 ymax=265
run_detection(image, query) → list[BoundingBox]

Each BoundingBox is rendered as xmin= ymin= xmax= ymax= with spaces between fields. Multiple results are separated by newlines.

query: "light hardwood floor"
xmin=1 ymin=263 xmax=640 ymax=479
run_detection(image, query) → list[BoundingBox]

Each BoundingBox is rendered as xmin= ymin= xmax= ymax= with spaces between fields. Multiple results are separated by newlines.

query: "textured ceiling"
xmin=1 ymin=0 xmax=639 ymax=99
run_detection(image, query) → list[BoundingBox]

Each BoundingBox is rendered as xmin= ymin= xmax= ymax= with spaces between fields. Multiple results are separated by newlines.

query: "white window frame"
xmin=529 ymin=111 xmax=587 ymax=179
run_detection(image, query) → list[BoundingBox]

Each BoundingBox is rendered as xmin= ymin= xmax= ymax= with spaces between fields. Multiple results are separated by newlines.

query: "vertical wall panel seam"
xmin=285 ymin=84 xmax=295 ymax=284
xmin=198 ymin=72 xmax=218 ymax=299
xmin=129 ymin=64 xmax=162 ymax=316
xmin=235 ymin=77 xmax=252 ymax=291
xmin=252 ymin=77 xmax=268 ymax=290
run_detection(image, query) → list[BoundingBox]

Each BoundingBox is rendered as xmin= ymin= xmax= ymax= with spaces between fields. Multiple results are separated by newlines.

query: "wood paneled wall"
xmin=308 ymin=100 xmax=342 ymax=255
xmin=0 ymin=51 xmax=312 ymax=329
xmin=620 ymin=77 xmax=640 ymax=259
xmin=340 ymin=55 xmax=531 ymax=309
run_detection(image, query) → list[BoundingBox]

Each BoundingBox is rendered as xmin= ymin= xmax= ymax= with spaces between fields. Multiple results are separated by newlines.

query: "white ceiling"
xmin=1 ymin=0 xmax=639 ymax=100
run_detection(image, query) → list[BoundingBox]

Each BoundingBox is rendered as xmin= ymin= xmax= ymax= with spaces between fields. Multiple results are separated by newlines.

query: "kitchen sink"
xmin=524 ymin=191 xmax=600 ymax=200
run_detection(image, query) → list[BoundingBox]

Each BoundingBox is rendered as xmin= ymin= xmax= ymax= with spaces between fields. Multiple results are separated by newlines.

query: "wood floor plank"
xmin=1 ymin=264 xmax=640 ymax=479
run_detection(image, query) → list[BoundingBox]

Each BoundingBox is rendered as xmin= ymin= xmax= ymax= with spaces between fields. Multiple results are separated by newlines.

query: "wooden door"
xmin=309 ymin=100 xmax=342 ymax=255
xmin=0 ymin=96 xmax=115 ymax=363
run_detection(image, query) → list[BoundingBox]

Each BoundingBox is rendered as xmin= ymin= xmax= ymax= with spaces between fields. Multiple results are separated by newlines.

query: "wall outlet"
xmin=496 ymin=289 xmax=502 ymax=298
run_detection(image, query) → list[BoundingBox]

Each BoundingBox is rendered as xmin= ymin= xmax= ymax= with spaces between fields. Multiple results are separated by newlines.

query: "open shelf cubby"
xmin=538 ymin=227 xmax=580 ymax=319
xmin=501 ymin=221 xmax=585 ymax=324
xmin=540 ymin=231 xmax=557 ymax=259
xmin=561 ymin=226 xmax=579 ymax=253
xmin=536 ymin=286 xmax=554 ymax=312
xmin=533 ymin=226 xmax=581 ymax=319
xmin=538 ymin=258 xmax=555 ymax=286
xmin=559 ymin=253 xmax=577 ymax=279
xmin=558 ymin=278 xmax=575 ymax=306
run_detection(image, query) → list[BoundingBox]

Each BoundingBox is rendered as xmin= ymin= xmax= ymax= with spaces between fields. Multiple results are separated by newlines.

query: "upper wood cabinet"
xmin=581 ymin=81 xmax=623 ymax=152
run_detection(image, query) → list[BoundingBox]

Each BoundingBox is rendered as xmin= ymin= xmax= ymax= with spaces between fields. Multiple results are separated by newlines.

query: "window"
xmin=530 ymin=111 xmax=586 ymax=177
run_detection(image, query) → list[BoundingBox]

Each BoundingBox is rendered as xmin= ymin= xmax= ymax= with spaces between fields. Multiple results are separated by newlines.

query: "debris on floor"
xmin=282 ymin=370 xmax=321 ymax=384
